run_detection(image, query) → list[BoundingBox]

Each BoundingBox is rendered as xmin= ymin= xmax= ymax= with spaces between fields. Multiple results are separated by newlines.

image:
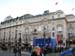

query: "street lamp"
xmin=33 ymin=29 xmax=37 ymax=37
xmin=33 ymin=29 xmax=38 ymax=46
xmin=43 ymin=27 xmax=46 ymax=38
xmin=2 ymin=31 xmax=6 ymax=50
xmin=25 ymin=29 xmax=28 ymax=44
xmin=3 ymin=32 xmax=5 ymax=44
xmin=18 ymin=32 xmax=21 ymax=56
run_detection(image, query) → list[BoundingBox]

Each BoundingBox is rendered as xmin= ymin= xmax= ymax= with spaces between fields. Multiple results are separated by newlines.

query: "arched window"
xmin=57 ymin=24 xmax=63 ymax=32
xmin=32 ymin=28 xmax=38 ymax=35
xmin=25 ymin=27 xmax=29 ymax=33
xmin=34 ymin=29 xmax=37 ymax=32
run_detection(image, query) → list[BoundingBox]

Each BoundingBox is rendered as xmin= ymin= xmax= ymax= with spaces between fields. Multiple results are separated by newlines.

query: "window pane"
xmin=57 ymin=26 xmax=63 ymax=31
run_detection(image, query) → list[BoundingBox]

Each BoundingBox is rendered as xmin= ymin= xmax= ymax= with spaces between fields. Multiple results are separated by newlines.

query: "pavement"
xmin=0 ymin=50 xmax=60 ymax=56
xmin=0 ymin=51 xmax=31 ymax=56
xmin=46 ymin=53 xmax=60 ymax=56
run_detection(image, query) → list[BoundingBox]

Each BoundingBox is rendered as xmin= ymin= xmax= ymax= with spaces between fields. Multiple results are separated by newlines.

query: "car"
xmin=60 ymin=48 xmax=75 ymax=56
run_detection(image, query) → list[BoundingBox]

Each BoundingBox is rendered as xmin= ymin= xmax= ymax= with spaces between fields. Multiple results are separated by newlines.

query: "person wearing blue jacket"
xmin=60 ymin=48 xmax=75 ymax=56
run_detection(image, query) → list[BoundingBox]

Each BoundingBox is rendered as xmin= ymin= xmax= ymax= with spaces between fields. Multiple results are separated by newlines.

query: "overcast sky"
xmin=0 ymin=0 xmax=75 ymax=22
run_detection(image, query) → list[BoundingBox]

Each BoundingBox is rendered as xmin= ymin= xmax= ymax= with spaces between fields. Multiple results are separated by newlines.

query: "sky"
xmin=0 ymin=0 xmax=75 ymax=22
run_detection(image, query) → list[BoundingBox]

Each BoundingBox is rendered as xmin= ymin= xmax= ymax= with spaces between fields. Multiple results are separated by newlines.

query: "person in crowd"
xmin=71 ymin=47 xmax=75 ymax=56
xmin=31 ymin=46 xmax=42 ymax=56
xmin=13 ymin=46 xmax=17 ymax=56
xmin=28 ymin=45 xmax=32 ymax=52
xmin=42 ymin=47 xmax=46 ymax=56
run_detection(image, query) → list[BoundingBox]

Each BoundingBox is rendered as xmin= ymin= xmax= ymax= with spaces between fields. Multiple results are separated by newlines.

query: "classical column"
xmin=14 ymin=29 xmax=17 ymax=56
xmin=8 ymin=28 xmax=11 ymax=51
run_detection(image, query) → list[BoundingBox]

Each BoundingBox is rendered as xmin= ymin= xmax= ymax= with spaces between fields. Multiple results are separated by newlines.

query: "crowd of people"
xmin=30 ymin=44 xmax=67 ymax=56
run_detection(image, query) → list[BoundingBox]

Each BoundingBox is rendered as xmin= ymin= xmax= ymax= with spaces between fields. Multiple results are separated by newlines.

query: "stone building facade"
xmin=0 ymin=10 xmax=75 ymax=45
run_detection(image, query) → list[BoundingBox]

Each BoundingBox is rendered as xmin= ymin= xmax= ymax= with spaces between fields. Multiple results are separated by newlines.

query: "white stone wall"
xmin=0 ymin=10 xmax=75 ymax=45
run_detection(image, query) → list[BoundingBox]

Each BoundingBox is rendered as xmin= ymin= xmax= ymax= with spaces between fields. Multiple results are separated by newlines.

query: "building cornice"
xmin=0 ymin=10 xmax=65 ymax=24
xmin=0 ymin=17 xmax=65 ymax=30
xmin=67 ymin=21 xmax=75 ymax=23
xmin=1 ymin=14 xmax=49 ymax=24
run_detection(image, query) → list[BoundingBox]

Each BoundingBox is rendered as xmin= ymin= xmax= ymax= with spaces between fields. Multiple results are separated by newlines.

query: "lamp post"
xmin=18 ymin=32 xmax=21 ymax=56
xmin=2 ymin=31 xmax=6 ymax=50
xmin=3 ymin=32 xmax=5 ymax=44
xmin=43 ymin=27 xmax=46 ymax=38
xmin=25 ymin=33 xmax=28 ymax=44
xmin=43 ymin=27 xmax=47 ymax=47
xmin=33 ymin=29 xmax=38 ymax=47
xmin=66 ymin=33 xmax=70 ymax=47
xmin=33 ymin=29 xmax=37 ymax=37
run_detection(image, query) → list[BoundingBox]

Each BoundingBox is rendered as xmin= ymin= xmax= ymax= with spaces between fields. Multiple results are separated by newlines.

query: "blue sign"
xmin=50 ymin=38 xmax=56 ymax=48
xmin=33 ymin=37 xmax=56 ymax=48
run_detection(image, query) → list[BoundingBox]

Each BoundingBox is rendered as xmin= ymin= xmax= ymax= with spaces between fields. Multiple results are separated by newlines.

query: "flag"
xmin=56 ymin=35 xmax=60 ymax=44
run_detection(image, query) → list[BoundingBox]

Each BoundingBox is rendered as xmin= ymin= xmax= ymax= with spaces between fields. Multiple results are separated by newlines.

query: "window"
xmin=69 ymin=24 xmax=74 ymax=33
xmin=57 ymin=26 xmax=63 ymax=31
xmin=33 ymin=29 xmax=38 ymax=35
xmin=34 ymin=29 xmax=37 ymax=32
xmin=52 ymin=15 xmax=54 ymax=19
xmin=58 ymin=14 xmax=60 ymax=17
xmin=68 ymin=33 xmax=74 ymax=38
xmin=38 ymin=26 xmax=42 ymax=31
xmin=52 ymin=27 xmax=55 ymax=31
xmin=25 ymin=27 xmax=29 ymax=33
xmin=57 ymin=25 xmax=63 ymax=33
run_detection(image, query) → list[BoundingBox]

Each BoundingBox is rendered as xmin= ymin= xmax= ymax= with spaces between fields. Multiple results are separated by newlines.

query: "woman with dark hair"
xmin=31 ymin=51 xmax=38 ymax=56
xmin=31 ymin=46 xmax=42 ymax=56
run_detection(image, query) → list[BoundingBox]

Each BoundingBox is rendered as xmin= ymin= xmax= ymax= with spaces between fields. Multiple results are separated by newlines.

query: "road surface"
xmin=0 ymin=50 xmax=60 ymax=56
xmin=0 ymin=51 xmax=31 ymax=56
